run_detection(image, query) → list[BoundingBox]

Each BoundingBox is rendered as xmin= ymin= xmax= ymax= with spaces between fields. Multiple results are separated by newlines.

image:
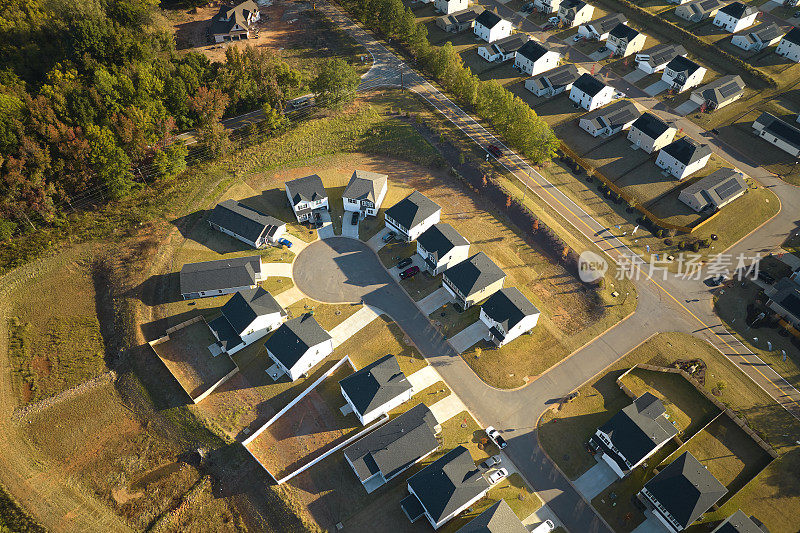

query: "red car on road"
xmin=400 ymin=266 xmax=419 ymax=280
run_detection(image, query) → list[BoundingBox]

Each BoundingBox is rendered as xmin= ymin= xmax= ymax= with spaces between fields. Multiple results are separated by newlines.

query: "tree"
xmin=506 ymin=195 xmax=512 ymax=208
xmin=152 ymin=142 xmax=187 ymax=180
xmin=310 ymin=58 xmax=360 ymax=109
xmin=532 ymin=218 xmax=539 ymax=232
xmin=86 ymin=124 xmax=134 ymax=199
xmin=190 ymin=86 xmax=230 ymax=158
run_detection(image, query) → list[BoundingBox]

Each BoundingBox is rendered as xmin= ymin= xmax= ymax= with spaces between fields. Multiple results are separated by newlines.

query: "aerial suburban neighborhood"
xmin=2 ymin=0 xmax=800 ymax=531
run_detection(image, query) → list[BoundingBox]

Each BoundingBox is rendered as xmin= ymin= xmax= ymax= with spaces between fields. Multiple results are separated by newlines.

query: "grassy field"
xmin=539 ymin=331 xmax=800 ymax=532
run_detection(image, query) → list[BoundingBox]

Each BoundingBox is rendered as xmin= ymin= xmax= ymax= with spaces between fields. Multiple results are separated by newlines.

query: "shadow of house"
xmin=135 ymin=271 xmax=183 ymax=307
xmin=139 ymin=309 xmax=201 ymax=344
xmin=170 ymin=210 xmax=257 ymax=255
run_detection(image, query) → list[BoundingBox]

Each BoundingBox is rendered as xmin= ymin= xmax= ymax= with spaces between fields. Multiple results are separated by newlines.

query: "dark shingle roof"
xmin=418 ymin=223 xmax=469 ymax=261
xmin=661 ymin=137 xmax=712 ymax=166
xmin=208 ymin=199 xmax=285 ymax=244
xmin=631 ymin=112 xmax=673 ymax=140
xmin=342 ymin=170 xmax=388 ymax=203
xmin=573 ymin=73 xmax=607 ymax=97
xmin=481 ymin=287 xmax=539 ymax=331
xmin=598 ymin=393 xmax=678 ymax=471
xmin=490 ymin=34 xmax=530 ymax=56
xmin=643 ymin=451 xmax=727 ymax=529
xmin=208 ymin=314 xmax=243 ymax=352
xmin=180 ymin=256 xmax=261 ymax=296
xmin=666 ymin=55 xmax=702 ymax=76
xmin=456 ymin=500 xmax=528 ymax=533
xmin=221 ymin=287 xmax=285 ymax=334
xmin=681 ymin=168 xmax=747 ymax=207
xmin=587 ymin=13 xmax=627 ymax=34
xmin=475 ymin=10 xmax=502 ymax=28
xmin=719 ymin=1 xmax=755 ymax=19
xmin=609 ymin=23 xmax=640 ymax=42
xmin=638 ymin=43 xmax=687 ymax=67
xmin=531 ymin=64 xmax=581 ymax=90
xmin=443 ymin=252 xmax=506 ymax=298
xmin=285 ymin=174 xmax=327 ymax=206
xmin=264 ymin=315 xmax=331 ymax=370
xmin=339 ymin=354 xmax=412 ymax=417
xmin=694 ymin=75 xmax=745 ymax=105
xmin=344 ymin=403 xmax=439 ymax=482
xmin=755 ymin=111 xmax=800 ymax=150
xmin=407 ymin=446 xmax=490 ymax=525
xmin=783 ymin=26 xmax=800 ymax=46
xmin=750 ymin=23 xmax=784 ymax=43
xmin=516 ymin=40 xmax=551 ymax=62
xmin=713 ymin=510 xmax=769 ymax=533
xmin=385 ymin=191 xmax=441 ymax=231
xmin=581 ymin=100 xmax=641 ymax=130
xmin=453 ymin=7 xmax=485 ymax=24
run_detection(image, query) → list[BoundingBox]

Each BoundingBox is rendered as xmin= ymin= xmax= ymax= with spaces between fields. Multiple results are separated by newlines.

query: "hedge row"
xmin=594 ymin=0 xmax=777 ymax=89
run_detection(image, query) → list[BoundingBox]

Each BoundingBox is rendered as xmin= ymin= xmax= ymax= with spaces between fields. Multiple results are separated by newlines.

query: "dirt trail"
xmin=0 ymin=247 xmax=134 ymax=533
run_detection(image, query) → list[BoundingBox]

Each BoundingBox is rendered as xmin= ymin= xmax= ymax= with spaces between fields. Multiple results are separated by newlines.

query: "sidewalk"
xmin=329 ymin=305 xmax=382 ymax=349
xmin=275 ymin=286 xmax=304 ymax=307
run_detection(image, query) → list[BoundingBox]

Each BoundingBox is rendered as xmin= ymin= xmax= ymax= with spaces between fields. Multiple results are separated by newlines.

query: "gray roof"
xmin=712 ymin=510 xmax=770 ymax=533
xmin=754 ymin=112 xmax=800 ymax=150
xmin=769 ymin=277 xmax=800 ymax=320
xmin=782 ymin=26 xmax=800 ymax=46
xmin=587 ymin=12 xmax=627 ymax=34
xmin=598 ymin=393 xmax=678 ymax=472
xmin=475 ymin=10 xmax=502 ymax=28
xmin=208 ymin=314 xmax=243 ymax=352
xmin=344 ymin=403 xmax=439 ymax=482
xmin=221 ymin=287 xmax=285 ymax=335
xmin=285 ymin=174 xmax=327 ymax=206
xmin=385 ymin=191 xmax=441 ymax=231
xmin=666 ymin=55 xmax=702 ymax=77
xmin=680 ymin=0 xmax=727 ymax=18
xmin=631 ymin=112 xmax=673 ymax=140
xmin=609 ymin=23 xmax=640 ymax=42
xmin=443 ymin=252 xmax=506 ymax=298
xmin=643 ymin=451 xmax=727 ymax=529
xmin=209 ymin=0 xmax=258 ymax=35
xmin=693 ymin=75 xmax=745 ymax=106
xmin=680 ymin=168 xmax=747 ymax=208
xmin=264 ymin=314 xmax=331 ymax=370
xmin=481 ymin=287 xmax=539 ymax=331
xmin=417 ymin=223 xmax=470 ymax=261
xmin=445 ymin=6 xmax=485 ymax=24
xmin=560 ymin=0 xmax=588 ymax=18
xmin=342 ymin=170 xmax=388 ymax=203
xmin=208 ymin=199 xmax=285 ymax=244
xmin=339 ymin=354 xmax=412 ymax=417
xmin=638 ymin=43 xmax=687 ymax=67
xmin=661 ymin=136 xmax=712 ymax=166
xmin=407 ymin=446 xmax=490 ymax=525
xmin=516 ymin=40 xmax=551 ymax=62
xmin=490 ymin=33 xmax=530 ymax=56
xmin=719 ymin=1 xmax=755 ymax=19
xmin=531 ymin=64 xmax=581 ymax=90
xmin=749 ymin=22 xmax=784 ymax=43
xmin=573 ymin=73 xmax=607 ymax=97
xmin=180 ymin=255 xmax=261 ymax=296
xmin=456 ymin=500 xmax=528 ymax=533
xmin=581 ymin=100 xmax=641 ymax=131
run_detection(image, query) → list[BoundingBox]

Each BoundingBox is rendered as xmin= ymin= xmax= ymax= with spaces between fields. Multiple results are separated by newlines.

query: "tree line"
xmin=0 ymin=0 xmax=307 ymax=239
xmin=338 ymin=0 xmax=560 ymax=164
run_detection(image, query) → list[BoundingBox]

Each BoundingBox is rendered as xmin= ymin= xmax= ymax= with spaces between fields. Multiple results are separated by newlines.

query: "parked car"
xmin=480 ymin=455 xmax=502 ymax=469
xmin=382 ymin=231 xmax=396 ymax=243
xmin=276 ymin=237 xmax=293 ymax=248
xmin=573 ymin=34 xmax=583 ymax=42
xmin=598 ymin=46 xmax=608 ymax=53
xmin=400 ymin=266 xmax=420 ymax=280
xmin=548 ymin=16 xmax=560 ymax=24
xmin=350 ymin=211 xmax=359 ymax=225
xmin=485 ymin=426 xmax=507 ymax=449
xmin=487 ymin=144 xmax=503 ymax=157
xmin=757 ymin=270 xmax=775 ymax=284
xmin=397 ymin=257 xmax=413 ymax=269
xmin=710 ymin=128 xmax=720 ymax=135
xmin=542 ymin=23 xmax=555 ymax=30
xmin=531 ymin=519 xmax=555 ymax=533
xmin=486 ymin=468 xmax=508 ymax=484
xmin=794 ymin=10 xmax=800 ymax=18
xmin=704 ymin=274 xmax=724 ymax=287
xmin=612 ymin=91 xmax=626 ymax=100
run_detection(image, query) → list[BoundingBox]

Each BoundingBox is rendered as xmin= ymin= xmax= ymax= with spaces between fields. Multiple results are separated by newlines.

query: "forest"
xmin=0 ymin=0 xmax=303 ymax=239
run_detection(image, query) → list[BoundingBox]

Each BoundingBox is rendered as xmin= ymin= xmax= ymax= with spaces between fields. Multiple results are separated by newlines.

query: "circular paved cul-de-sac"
xmin=292 ymin=237 xmax=394 ymax=304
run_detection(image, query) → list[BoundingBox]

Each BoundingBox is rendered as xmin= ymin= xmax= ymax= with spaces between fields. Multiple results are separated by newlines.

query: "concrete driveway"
xmin=624 ymin=70 xmax=647 ymax=83
xmin=417 ymin=287 xmax=452 ymax=314
xmin=262 ymin=262 xmax=293 ymax=278
xmin=341 ymin=214 xmax=359 ymax=238
xmin=316 ymin=210 xmax=335 ymax=239
xmin=574 ymin=461 xmax=617 ymax=501
xmin=365 ymin=227 xmax=391 ymax=251
xmin=448 ymin=321 xmax=489 ymax=354
xmin=407 ymin=365 xmax=439 ymax=392
xmin=643 ymin=80 xmax=669 ymax=96
xmin=329 ymin=305 xmax=382 ymax=349
xmin=675 ymin=99 xmax=700 ymax=116
xmin=387 ymin=253 xmax=425 ymax=282
xmin=632 ymin=513 xmax=671 ymax=533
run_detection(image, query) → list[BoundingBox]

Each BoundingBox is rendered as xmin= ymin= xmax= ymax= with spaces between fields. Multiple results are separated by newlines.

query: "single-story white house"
xmin=689 ymin=75 xmax=745 ymax=111
xmin=525 ymin=64 xmax=581 ymax=97
xmin=678 ymin=168 xmax=748 ymax=212
xmin=578 ymin=13 xmax=627 ymax=41
xmin=635 ymin=44 xmax=687 ymax=74
xmin=207 ymin=199 xmax=285 ymax=248
xmin=579 ymin=100 xmax=641 ymax=137
xmin=478 ymin=33 xmax=530 ymax=62
xmin=731 ymin=22 xmax=784 ymax=51
xmin=752 ymin=111 xmax=800 ymax=157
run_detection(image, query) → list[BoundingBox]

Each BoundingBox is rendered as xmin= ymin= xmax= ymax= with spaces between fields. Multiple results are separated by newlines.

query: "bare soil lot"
xmin=150 ymin=319 xmax=237 ymax=402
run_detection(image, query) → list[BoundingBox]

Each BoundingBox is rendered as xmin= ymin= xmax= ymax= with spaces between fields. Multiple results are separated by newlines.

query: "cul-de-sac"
xmin=2 ymin=0 xmax=800 ymax=531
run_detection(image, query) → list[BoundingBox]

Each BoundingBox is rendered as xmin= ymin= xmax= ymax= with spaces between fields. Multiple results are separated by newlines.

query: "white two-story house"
xmin=384 ymin=191 xmax=442 ymax=242
xmin=285 ymin=174 xmax=329 ymax=223
xmin=606 ymin=23 xmax=647 ymax=57
xmin=339 ymin=354 xmax=413 ymax=425
xmin=416 ymin=223 xmax=470 ymax=275
xmin=442 ymin=252 xmax=506 ymax=309
xmin=473 ymin=10 xmax=513 ymax=43
xmin=480 ymin=287 xmax=540 ymax=346
xmin=655 ymin=136 xmax=713 ymax=180
xmin=533 ymin=0 xmax=563 ymax=14
xmin=661 ymin=55 xmax=706 ymax=93
xmin=264 ymin=314 xmax=333 ymax=381
xmin=713 ymin=1 xmax=759 ymax=33
xmin=558 ymin=0 xmax=594 ymax=27
xmin=342 ymin=169 xmax=388 ymax=218
xmin=776 ymin=27 xmax=800 ymax=62
xmin=569 ymin=73 xmax=615 ymax=110
xmin=208 ymin=287 xmax=287 ymax=357
xmin=627 ymin=112 xmax=677 ymax=153
xmin=514 ymin=40 xmax=561 ymax=75
xmin=434 ymin=0 xmax=468 ymax=15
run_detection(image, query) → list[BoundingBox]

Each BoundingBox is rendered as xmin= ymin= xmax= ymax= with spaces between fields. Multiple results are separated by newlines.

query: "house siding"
xmin=434 ymin=0 xmax=468 ymax=14
xmin=655 ymin=150 xmax=711 ymax=180
xmin=417 ymin=242 xmax=471 ymax=275
xmin=359 ymin=389 xmax=414 ymax=425
xmin=627 ymin=127 xmax=676 ymax=153
xmin=569 ymin=85 xmax=614 ymax=110
xmin=534 ymin=0 xmax=561 ymax=13
xmin=474 ymin=20 xmax=513 ymax=42
xmin=661 ymin=66 xmax=706 ymax=92
xmin=270 ymin=339 xmax=334 ymax=381
xmin=514 ymin=50 xmax=559 ymax=75
xmin=776 ymin=39 xmax=800 ymax=62
xmin=713 ymin=11 xmax=758 ymax=33
xmin=480 ymin=307 xmax=539 ymax=346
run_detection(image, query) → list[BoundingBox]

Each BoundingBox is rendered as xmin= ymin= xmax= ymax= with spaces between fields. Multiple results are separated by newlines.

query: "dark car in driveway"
xmin=350 ymin=211 xmax=359 ymax=225
xmin=397 ymin=257 xmax=413 ymax=269
xmin=399 ymin=266 xmax=419 ymax=280
xmin=382 ymin=231 xmax=396 ymax=243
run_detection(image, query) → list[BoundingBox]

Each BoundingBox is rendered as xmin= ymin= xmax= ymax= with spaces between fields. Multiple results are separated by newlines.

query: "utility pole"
xmin=400 ymin=68 xmax=404 ymax=91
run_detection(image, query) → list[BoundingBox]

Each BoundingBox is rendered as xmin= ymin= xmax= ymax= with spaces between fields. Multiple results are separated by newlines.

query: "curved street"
xmin=314 ymin=4 xmax=800 ymax=532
